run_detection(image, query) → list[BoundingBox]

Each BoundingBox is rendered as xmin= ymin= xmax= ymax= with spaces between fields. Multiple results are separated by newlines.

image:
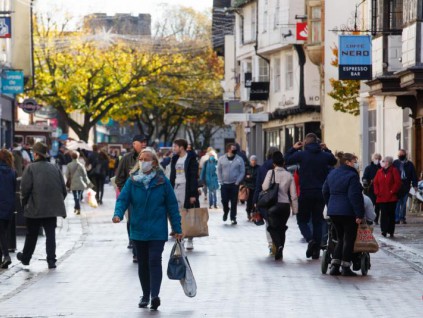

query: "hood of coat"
xmin=0 ymin=162 xmax=12 ymax=174
xmin=130 ymin=169 xmax=166 ymax=188
xmin=304 ymin=142 xmax=322 ymax=153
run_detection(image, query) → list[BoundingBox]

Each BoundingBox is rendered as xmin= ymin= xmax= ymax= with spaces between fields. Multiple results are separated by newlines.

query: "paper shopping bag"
xmin=181 ymin=208 xmax=209 ymax=238
xmin=353 ymin=223 xmax=379 ymax=253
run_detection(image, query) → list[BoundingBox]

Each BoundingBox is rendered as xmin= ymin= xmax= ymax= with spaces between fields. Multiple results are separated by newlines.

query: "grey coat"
xmin=66 ymin=160 xmax=90 ymax=191
xmin=21 ymin=159 xmax=67 ymax=219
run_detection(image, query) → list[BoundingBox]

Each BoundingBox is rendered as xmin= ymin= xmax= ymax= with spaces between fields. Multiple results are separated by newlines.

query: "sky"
xmin=34 ymin=0 xmax=213 ymax=23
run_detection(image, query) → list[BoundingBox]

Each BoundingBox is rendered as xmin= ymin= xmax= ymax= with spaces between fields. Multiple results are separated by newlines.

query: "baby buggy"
xmin=321 ymin=219 xmax=371 ymax=276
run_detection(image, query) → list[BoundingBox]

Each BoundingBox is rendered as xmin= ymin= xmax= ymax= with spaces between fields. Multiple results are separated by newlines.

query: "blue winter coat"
xmin=200 ymin=158 xmax=219 ymax=191
xmin=113 ymin=170 xmax=182 ymax=241
xmin=285 ymin=143 xmax=337 ymax=196
xmin=0 ymin=163 xmax=17 ymax=220
xmin=322 ymin=165 xmax=365 ymax=218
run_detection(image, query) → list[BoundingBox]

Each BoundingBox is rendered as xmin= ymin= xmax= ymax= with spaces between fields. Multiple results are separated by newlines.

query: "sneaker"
xmin=150 ymin=297 xmax=160 ymax=311
xmin=16 ymin=252 xmax=29 ymax=265
xmin=1 ymin=256 xmax=11 ymax=269
xmin=138 ymin=296 xmax=149 ymax=308
xmin=231 ymin=220 xmax=237 ymax=225
xmin=186 ymin=239 xmax=194 ymax=250
xmin=223 ymin=212 xmax=228 ymax=222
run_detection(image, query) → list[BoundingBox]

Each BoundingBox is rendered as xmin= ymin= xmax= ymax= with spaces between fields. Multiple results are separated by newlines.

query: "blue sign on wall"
xmin=1 ymin=71 xmax=24 ymax=95
xmin=0 ymin=17 xmax=12 ymax=38
xmin=338 ymin=35 xmax=372 ymax=80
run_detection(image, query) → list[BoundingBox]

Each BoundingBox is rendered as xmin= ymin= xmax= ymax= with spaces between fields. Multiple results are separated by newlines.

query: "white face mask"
xmin=353 ymin=162 xmax=360 ymax=170
xmin=373 ymin=160 xmax=379 ymax=165
xmin=380 ymin=161 xmax=386 ymax=168
xmin=139 ymin=161 xmax=153 ymax=173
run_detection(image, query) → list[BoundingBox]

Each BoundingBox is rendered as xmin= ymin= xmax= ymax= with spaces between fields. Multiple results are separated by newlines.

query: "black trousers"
xmin=296 ymin=193 xmax=325 ymax=244
xmin=221 ymin=183 xmax=239 ymax=221
xmin=21 ymin=217 xmax=57 ymax=264
xmin=246 ymin=187 xmax=255 ymax=214
xmin=267 ymin=203 xmax=291 ymax=249
xmin=330 ymin=215 xmax=357 ymax=264
xmin=0 ymin=219 xmax=10 ymax=259
xmin=93 ymin=175 xmax=106 ymax=201
xmin=380 ymin=202 xmax=397 ymax=235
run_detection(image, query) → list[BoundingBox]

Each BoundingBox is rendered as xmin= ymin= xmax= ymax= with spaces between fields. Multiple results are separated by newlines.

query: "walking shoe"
xmin=127 ymin=241 xmax=133 ymax=249
xmin=312 ymin=245 xmax=320 ymax=260
xmin=75 ymin=209 xmax=80 ymax=215
xmin=150 ymin=297 xmax=160 ymax=311
xmin=329 ymin=264 xmax=341 ymax=276
xmin=275 ymin=247 xmax=283 ymax=261
xmin=223 ymin=212 xmax=228 ymax=221
xmin=306 ymin=240 xmax=315 ymax=258
xmin=231 ymin=219 xmax=237 ymax=225
xmin=47 ymin=261 xmax=56 ymax=269
xmin=16 ymin=252 xmax=29 ymax=265
xmin=138 ymin=296 xmax=149 ymax=308
xmin=341 ymin=266 xmax=357 ymax=277
xmin=1 ymin=256 xmax=11 ymax=269
xmin=389 ymin=233 xmax=394 ymax=238
xmin=214 ymin=205 xmax=218 ymax=209
xmin=401 ymin=219 xmax=407 ymax=224
xmin=381 ymin=232 xmax=387 ymax=237
xmin=186 ymin=239 xmax=194 ymax=250
xmin=133 ymin=256 xmax=138 ymax=263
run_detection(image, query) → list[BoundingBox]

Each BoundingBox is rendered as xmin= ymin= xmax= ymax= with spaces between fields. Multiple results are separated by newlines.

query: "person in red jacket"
xmin=373 ymin=156 xmax=402 ymax=237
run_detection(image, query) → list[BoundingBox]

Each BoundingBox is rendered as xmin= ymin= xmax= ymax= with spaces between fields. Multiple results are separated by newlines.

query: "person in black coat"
xmin=362 ymin=153 xmax=382 ymax=224
xmin=0 ymin=150 xmax=17 ymax=269
xmin=244 ymin=155 xmax=260 ymax=220
xmin=323 ymin=152 xmax=364 ymax=276
xmin=285 ymin=133 xmax=337 ymax=260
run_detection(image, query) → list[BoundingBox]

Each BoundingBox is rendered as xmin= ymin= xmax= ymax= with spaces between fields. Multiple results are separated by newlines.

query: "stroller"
xmin=321 ymin=219 xmax=371 ymax=276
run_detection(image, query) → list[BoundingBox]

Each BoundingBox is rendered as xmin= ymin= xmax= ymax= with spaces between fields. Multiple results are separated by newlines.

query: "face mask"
xmin=398 ymin=155 xmax=406 ymax=161
xmin=373 ymin=160 xmax=379 ymax=165
xmin=380 ymin=161 xmax=386 ymax=168
xmin=353 ymin=162 xmax=359 ymax=170
xmin=139 ymin=161 xmax=153 ymax=173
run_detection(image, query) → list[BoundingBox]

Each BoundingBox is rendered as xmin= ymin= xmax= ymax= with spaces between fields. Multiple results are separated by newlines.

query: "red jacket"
xmin=373 ymin=165 xmax=402 ymax=203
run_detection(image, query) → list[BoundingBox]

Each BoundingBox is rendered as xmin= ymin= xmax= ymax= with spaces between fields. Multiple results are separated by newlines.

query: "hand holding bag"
xmin=353 ymin=223 xmax=379 ymax=253
xmin=167 ymin=241 xmax=186 ymax=280
xmin=257 ymin=170 xmax=279 ymax=209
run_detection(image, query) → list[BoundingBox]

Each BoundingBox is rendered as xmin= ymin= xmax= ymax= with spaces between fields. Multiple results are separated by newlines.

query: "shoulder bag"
xmin=257 ymin=170 xmax=279 ymax=209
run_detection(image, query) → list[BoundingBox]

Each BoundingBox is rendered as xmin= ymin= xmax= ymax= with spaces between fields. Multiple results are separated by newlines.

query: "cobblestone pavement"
xmin=1 ymin=185 xmax=423 ymax=318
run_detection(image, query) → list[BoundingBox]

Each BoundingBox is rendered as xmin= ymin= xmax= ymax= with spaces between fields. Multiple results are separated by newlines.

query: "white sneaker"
xmin=186 ymin=239 xmax=194 ymax=250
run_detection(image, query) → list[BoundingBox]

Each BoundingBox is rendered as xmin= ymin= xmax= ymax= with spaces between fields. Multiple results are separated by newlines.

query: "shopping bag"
xmin=257 ymin=170 xmax=279 ymax=209
xmin=353 ymin=223 xmax=379 ymax=253
xmin=238 ymin=185 xmax=250 ymax=202
xmin=251 ymin=211 xmax=265 ymax=226
xmin=179 ymin=241 xmax=197 ymax=297
xmin=86 ymin=188 xmax=98 ymax=208
xmin=167 ymin=241 xmax=186 ymax=280
xmin=181 ymin=208 xmax=209 ymax=237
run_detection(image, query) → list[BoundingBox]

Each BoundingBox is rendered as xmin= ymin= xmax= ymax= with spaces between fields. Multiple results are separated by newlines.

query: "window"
xmin=259 ymin=58 xmax=269 ymax=82
xmin=274 ymin=0 xmax=280 ymax=29
xmin=373 ymin=0 xmax=403 ymax=34
xmin=266 ymin=130 xmax=280 ymax=150
xmin=285 ymin=55 xmax=293 ymax=90
xmin=251 ymin=5 xmax=256 ymax=41
xmin=310 ymin=6 xmax=322 ymax=44
xmin=274 ymin=58 xmax=281 ymax=92
xmin=368 ymin=110 xmax=377 ymax=162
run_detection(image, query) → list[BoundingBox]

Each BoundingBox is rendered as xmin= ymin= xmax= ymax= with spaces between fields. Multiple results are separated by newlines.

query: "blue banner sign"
xmin=1 ymin=70 xmax=24 ymax=94
xmin=338 ymin=35 xmax=372 ymax=80
xmin=0 ymin=17 xmax=11 ymax=38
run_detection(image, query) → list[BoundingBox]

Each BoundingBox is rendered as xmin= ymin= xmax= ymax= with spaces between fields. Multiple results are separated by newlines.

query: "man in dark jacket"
xmin=170 ymin=138 xmax=199 ymax=250
xmin=362 ymin=153 xmax=382 ymax=224
xmin=393 ymin=149 xmax=418 ymax=224
xmin=285 ymin=133 xmax=337 ymax=259
xmin=17 ymin=142 xmax=67 ymax=269
xmin=244 ymin=155 xmax=260 ymax=220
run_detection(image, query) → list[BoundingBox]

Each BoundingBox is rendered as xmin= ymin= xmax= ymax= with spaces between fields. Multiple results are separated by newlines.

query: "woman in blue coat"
xmin=0 ymin=149 xmax=17 ymax=269
xmin=323 ymin=152 xmax=365 ymax=276
xmin=200 ymin=154 xmax=219 ymax=209
xmin=113 ymin=148 xmax=183 ymax=311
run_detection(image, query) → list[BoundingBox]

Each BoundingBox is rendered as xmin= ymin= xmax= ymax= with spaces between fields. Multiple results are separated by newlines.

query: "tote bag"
xmin=167 ymin=241 xmax=186 ymax=280
xmin=181 ymin=208 xmax=209 ymax=237
xmin=353 ymin=223 xmax=379 ymax=253
xmin=257 ymin=170 xmax=279 ymax=209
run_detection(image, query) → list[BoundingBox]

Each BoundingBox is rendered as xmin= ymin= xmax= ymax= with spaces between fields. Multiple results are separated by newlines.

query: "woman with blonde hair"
xmin=0 ymin=149 xmax=17 ymax=268
xmin=113 ymin=147 xmax=183 ymax=311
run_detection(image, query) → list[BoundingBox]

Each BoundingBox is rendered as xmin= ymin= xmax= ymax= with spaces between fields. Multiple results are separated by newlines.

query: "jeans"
xmin=380 ymin=202 xmax=397 ymax=234
xmin=208 ymin=189 xmax=217 ymax=207
xmin=330 ymin=215 xmax=358 ymax=264
xmin=221 ymin=183 xmax=239 ymax=221
xmin=296 ymin=193 xmax=325 ymax=244
xmin=72 ymin=190 xmax=82 ymax=210
xmin=92 ymin=175 xmax=106 ymax=202
xmin=0 ymin=220 xmax=10 ymax=259
xmin=395 ymin=194 xmax=408 ymax=222
xmin=21 ymin=217 xmax=57 ymax=264
xmin=266 ymin=203 xmax=291 ymax=249
xmin=133 ymin=240 xmax=166 ymax=299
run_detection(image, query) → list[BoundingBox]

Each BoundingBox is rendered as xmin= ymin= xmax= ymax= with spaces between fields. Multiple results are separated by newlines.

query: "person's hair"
xmin=398 ymin=149 xmax=407 ymax=155
xmin=99 ymin=150 xmax=109 ymax=160
xmin=0 ymin=149 xmax=15 ymax=169
xmin=71 ymin=151 xmax=79 ymax=160
xmin=226 ymin=143 xmax=235 ymax=151
xmin=384 ymin=156 xmax=394 ymax=165
xmin=304 ymin=133 xmax=318 ymax=145
xmin=173 ymin=139 xmax=188 ymax=150
xmin=372 ymin=153 xmax=382 ymax=160
xmin=337 ymin=152 xmax=357 ymax=165
xmin=267 ymin=147 xmax=279 ymax=160
xmin=272 ymin=151 xmax=285 ymax=167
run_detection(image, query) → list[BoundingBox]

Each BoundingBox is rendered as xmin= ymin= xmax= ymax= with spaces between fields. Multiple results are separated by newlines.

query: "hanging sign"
xmin=296 ymin=23 xmax=308 ymax=41
xmin=18 ymin=99 xmax=41 ymax=114
xmin=0 ymin=17 xmax=11 ymax=38
xmin=250 ymin=82 xmax=270 ymax=100
xmin=1 ymin=70 xmax=24 ymax=94
xmin=338 ymin=35 xmax=372 ymax=80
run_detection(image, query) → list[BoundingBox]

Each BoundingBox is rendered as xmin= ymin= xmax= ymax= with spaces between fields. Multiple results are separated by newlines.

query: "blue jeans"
xmin=133 ymin=240 xmax=166 ymax=299
xmin=395 ymin=194 xmax=408 ymax=221
xmin=72 ymin=190 xmax=82 ymax=210
xmin=208 ymin=189 xmax=217 ymax=206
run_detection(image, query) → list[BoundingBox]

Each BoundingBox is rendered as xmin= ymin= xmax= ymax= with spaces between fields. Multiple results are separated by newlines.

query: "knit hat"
xmin=132 ymin=135 xmax=147 ymax=143
xmin=250 ymin=155 xmax=257 ymax=161
xmin=33 ymin=142 xmax=49 ymax=158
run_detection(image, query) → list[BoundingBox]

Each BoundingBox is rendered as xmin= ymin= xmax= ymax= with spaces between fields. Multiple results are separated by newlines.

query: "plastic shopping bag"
xmin=86 ymin=188 xmax=98 ymax=208
xmin=179 ymin=241 xmax=197 ymax=297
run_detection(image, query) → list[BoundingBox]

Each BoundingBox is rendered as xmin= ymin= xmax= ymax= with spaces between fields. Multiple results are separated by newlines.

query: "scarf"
xmin=133 ymin=170 xmax=156 ymax=189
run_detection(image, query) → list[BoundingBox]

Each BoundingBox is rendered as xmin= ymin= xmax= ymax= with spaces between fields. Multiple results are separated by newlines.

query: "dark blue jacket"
xmin=362 ymin=162 xmax=381 ymax=204
xmin=323 ymin=165 xmax=364 ymax=218
xmin=393 ymin=159 xmax=418 ymax=189
xmin=253 ymin=159 xmax=273 ymax=204
xmin=0 ymin=163 xmax=17 ymax=220
xmin=285 ymin=143 xmax=337 ymax=196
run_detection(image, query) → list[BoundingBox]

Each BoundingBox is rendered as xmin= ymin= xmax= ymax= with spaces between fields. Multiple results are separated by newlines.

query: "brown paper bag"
xmin=353 ymin=223 xmax=379 ymax=253
xmin=181 ymin=208 xmax=209 ymax=238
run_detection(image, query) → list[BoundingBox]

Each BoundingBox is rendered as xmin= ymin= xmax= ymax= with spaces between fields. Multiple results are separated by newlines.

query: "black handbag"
xmin=167 ymin=241 xmax=186 ymax=280
xmin=257 ymin=170 xmax=279 ymax=209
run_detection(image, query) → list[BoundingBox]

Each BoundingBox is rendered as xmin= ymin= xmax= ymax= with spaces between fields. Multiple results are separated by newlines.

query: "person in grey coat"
xmin=217 ymin=143 xmax=245 ymax=224
xmin=17 ymin=142 xmax=67 ymax=269
xmin=66 ymin=151 xmax=90 ymax=215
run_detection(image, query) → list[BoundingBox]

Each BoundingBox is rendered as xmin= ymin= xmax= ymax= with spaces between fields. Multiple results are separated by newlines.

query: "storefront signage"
xmin=18 ymin=98 xmax=41 ymax=114
xmin=0 ymin=17 xmax=12 ymax=38
xmin=1 ymin=70 xmax=24 ymax=94
xmin=296 ymin=23 xmax=308 ymax=41
xmin=244 ymin=72 xmax=252 ymax=88
xmin=338 ymin=35 xmax=372 ymax=80
xmin=250 ymin=82 xmax=270 ymax=100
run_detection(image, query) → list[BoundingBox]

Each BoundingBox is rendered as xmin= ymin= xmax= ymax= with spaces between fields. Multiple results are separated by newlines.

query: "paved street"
xmin=1 ymin=185 xmax=423 ymax=318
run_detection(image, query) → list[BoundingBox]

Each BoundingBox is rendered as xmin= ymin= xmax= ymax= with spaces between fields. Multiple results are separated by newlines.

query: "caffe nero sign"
xmin=338 ymin=35 xmax=372 ymax=80
xmin=249 ymin=82 xmax=270 ymax=100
